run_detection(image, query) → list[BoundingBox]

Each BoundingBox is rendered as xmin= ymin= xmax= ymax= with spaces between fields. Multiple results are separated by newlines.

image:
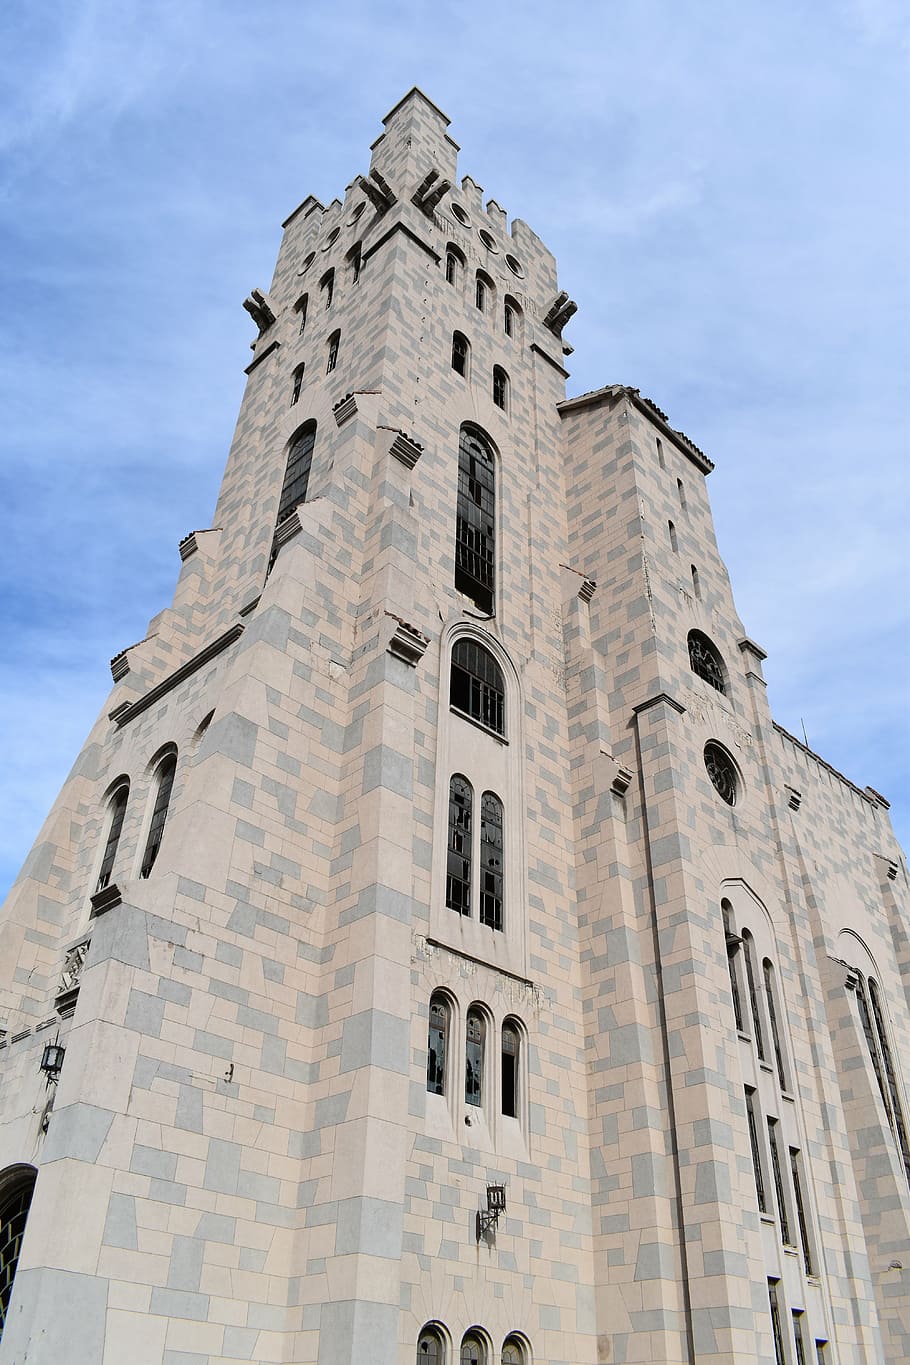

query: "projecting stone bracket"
xmin=357 ymin=170 xmax=397 ymax=213
xmin=383 ymin=613 xmax=429 ymax=667
xmin=412 ymin=169 xmax=452 ymax=216
xmin=543 ymin=290 xmax=578 ymax=336
xmin=242 ymin=287 xmax=276 ymax=334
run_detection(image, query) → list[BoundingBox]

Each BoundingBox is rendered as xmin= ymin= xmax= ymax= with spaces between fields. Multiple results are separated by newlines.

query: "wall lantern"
xmin=39 ymin=1040 xmax=66 ymax=1083
xmin=476 ymin=1184 xmax=507 ymax=1242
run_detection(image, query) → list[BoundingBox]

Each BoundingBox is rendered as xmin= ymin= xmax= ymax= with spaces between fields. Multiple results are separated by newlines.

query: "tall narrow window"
xmin=855 ymin=974 xmax=891 ymax=1118
xmin=461 ymin=1336 xmax=483 ymax=1365
xmin=789 ymin=1147 xmax=814 ymax=1275
xmin=277 ymin=421 xmax=316 ymax=524
xmin=677 ymin=477 xmax=687 ymax=510
xmin=867 ymin=977 xmax=910 ymax=1185
xmin=446 ymin=246 xmax=464 ymax=286
xmin=501 ymin=1022 xmax=519 ymax=1118
xmin=691 ymin=564 xmax=701 ymax=599
xmin=687 ymin=630 xmax=726 ymax=693
xmin=668 ymin=520 xmax=678 ymax=552
xmin=348 ymin=242 xmax=362 ymax=284
xmin=742 ymin=931 xmax=766 ymax=1060
xmin=793 ymin=1312 xmax=808 ymax=1365
xmin=763 ymin=959 xmax=788 ymax=1089
xmin=768 ymin=1281 xmax=786 ymax=1365
xmin=722 ymin=899 xmax=744 ymax=1031
xmin=767 ymin=1118 xmax=792 ymax=1244
xmin=325 ymin=330 xmax=340 ymax=374
xmin=97 ymin=783 xmax=129 ymax=891
xmin=465 ymin=1011 xmax=485 ymax=1107
xmin=492 ymin=366 xmax=509 ymax=412
xmin=815 ymin=1341 xmax=828 ymax=1364
xmin=479 ymin=792 xmax=503 ymax=930
xmin=657 ymin=437 xmax=665 ymax=469
xmin=140 ymin=751 xmax=177 ymax=878
xmin=475 ymin=273 xmax=491 ymax=311
xmin=450 ymin=640 xmax=505 ymax=735
xmin=291 ymin=362 xmax=305 ymax=405
xmin=454 ymin=427 xmax=496 ymax=614
xmin=452 ymin=331 xmax=469 ymax=377
xmin=0 ymin=1167 xmax=37 ymax=1341
xmin=745 ymin=1087 xmax=767 ymax=1213
xmin=427 ymin=994 xmax=449 ymax=1096
xmin=503 ymin=302 xmax=515 ymax=336
xmin=320 ymin=268 xmax=334 ymax=310
xmin=295 ymin=293 xmax=308 ymax=335
xmin=446 ymin=776 xmax=473 ymax=916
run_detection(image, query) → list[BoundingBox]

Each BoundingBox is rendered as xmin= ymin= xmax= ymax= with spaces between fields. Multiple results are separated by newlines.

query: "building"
xmin=0 ymin=88 xmax=907 ymax=1365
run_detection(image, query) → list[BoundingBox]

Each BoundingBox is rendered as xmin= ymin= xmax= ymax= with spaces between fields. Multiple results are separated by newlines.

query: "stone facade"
xmin=0 ymin=89 xmax=907 ymax=1365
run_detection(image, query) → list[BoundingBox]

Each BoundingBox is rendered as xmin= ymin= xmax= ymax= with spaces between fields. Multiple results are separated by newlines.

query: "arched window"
xmin=451 ymin=331 xmax=469 ymax=377
xmin=501 ymin=1021 xmax=520 ymax=1117
xmin=320 ymin=268 xmax=334 ymax=310
xmin=492 ymin=366 xmax=509 ymax=412
xmin=446 ymin=245 xmax=465 ymax=287
xmin=0 ymin=1166 xmax=37 ymax=1341
xmin=721 ymin=899 xmax=744 ymax=1032
xmin=446 ymin=775 xmax=473 ymax=916
xmin=501 ymin=1337 xmax=526 ymax=1365
xmin=691 ymin=564 xmax=701 ymax=599
xmin=503 ymin=296 xmax=522 ymax=339
xmin=97 ymin=782 xmax=129 ymax=891
xmin=677 ymin=477 xmax=687 ymax=510
xmin=741 ymin=930 xmax=765 ymax=1061
xmin=454 ymin=427 xmax=496 ymax=614
xmin=656 ymin=437 xmax=665 ymax=469
xmin=668 ymin=520 xmax=677 ymax=552
xmin=863 ymin=976 xmax=910 ymax=1186
xmin=480 ymin=792 xmax=503 ymax=930
xmin=688 ymin=630 xmax=726 ymax=693
xmin=347 ymin=241 xmax=362 ymax=284
xmin=475 ymin=271 xmax=494 ymax=313
xmin=465 ymin=1011 xmax=485 ymax=1107
xmin=277 ymin=421 xmax=317 ymax=525
xmin=427 ymin=993 xmax=449 ymax=1096
xmin=450 ymin=640 xmax=505 ymax=735
xmin=763 ymin=958 xmax=787 ymax=1090
xmin=291 ymin=362 xmax=305 ymax=405
xmin=140 ymin=750 xmax=177 ymax=878
xmin=704 ymin=741 xmax=738 ymax=806
xmin=295 ymin=293 xmax=308 ymax=335
xmin=418 ymin=1326 xmax=445 ymax=1364
xmin=325 ymin=330 xmax=340 ymax=374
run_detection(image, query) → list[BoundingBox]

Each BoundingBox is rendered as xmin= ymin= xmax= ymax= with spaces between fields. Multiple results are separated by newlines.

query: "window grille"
xmin=450 ymin=640 xmax=504 ymax=735
xmin=418 ymin=1328 xmax=443 ymax=1363
xmin=97 ymin=785 xmax=128 ymax=891
xmin=454 ymin=428 xmax=496 ymax=614
xmin=479 ymin=792 xmax=503 ymax=930
xmin=0 ymin=1170 xmax=36 ymax=1340
xmin=427 ymin=996 xmax=448 ymax=1096
xmin=446 ymin=776 xmax=473 ymax=916
xmin=688 ymin=631 xmax=726 ymax=692
xmin=501 ymin=1341 xmax=524 ymax=1365
xmin=793 ymin=1312 xmax=808 ymax=1365
xmin=277 ymin=422 xmax=316 ymax=525
xmin=465 ymin=1013 xmax=484 ymax=1107
xmin=704 ymin=741 xmax=737 ymax=805
xmin=140 ymin=753 xmax=176 ymax=878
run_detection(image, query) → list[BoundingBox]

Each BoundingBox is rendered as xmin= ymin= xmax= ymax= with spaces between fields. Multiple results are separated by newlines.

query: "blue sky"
xmin=0 ymin=0 xmax=907 ymax=896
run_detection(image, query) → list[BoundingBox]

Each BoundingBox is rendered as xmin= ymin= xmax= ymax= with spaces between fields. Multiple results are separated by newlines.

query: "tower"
xmin=0 ymin=88 xmax=907 ymax=1364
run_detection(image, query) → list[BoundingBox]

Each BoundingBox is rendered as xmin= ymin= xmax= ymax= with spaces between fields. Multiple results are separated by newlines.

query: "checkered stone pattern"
xmin=0 ymin=89 xmax=907 ymax=1365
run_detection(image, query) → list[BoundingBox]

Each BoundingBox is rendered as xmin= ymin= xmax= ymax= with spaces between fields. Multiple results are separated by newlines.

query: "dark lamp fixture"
xmin=476 ymin=1184 xmax=507 ymax=1241
xmin=40 ymin=1041 xmax=66 ymax=1082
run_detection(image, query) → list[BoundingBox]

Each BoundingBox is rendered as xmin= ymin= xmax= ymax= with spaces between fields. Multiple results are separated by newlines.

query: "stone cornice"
xmin=244 ymin=339 xmax=281 ymax=375
xmin=110 ymin=624 xmax=245 ymax=728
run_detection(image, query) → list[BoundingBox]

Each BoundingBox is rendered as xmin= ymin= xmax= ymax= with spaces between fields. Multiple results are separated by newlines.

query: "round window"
xmin=349 ymin=202 xmax=366 ymax=225
xmin=322 ymin=227 xmax=340 ymax=251
xmin=505 ymin=253 xmax=524 ymax=278
xmin=298 ymin=251 xmax=316 ymax=276
xmin=478 ymin=228 xmax=498 ymax=252
xmin=451 ymin=203 xmax=471 ymax=226
xmin=704 ymin=742 xmax=738 ymax=807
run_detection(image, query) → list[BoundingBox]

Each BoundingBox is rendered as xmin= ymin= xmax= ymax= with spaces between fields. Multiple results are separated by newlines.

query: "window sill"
xmin=759 ymin=1062 xmax=774 ymax=1075
xmin=450 ymin=706 xmax=508 ymax=745
xmin=781 ymin=1090 xmax=795 ymax=1103
xmin=760 ymin=1215 xmax=776 ymax=1227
